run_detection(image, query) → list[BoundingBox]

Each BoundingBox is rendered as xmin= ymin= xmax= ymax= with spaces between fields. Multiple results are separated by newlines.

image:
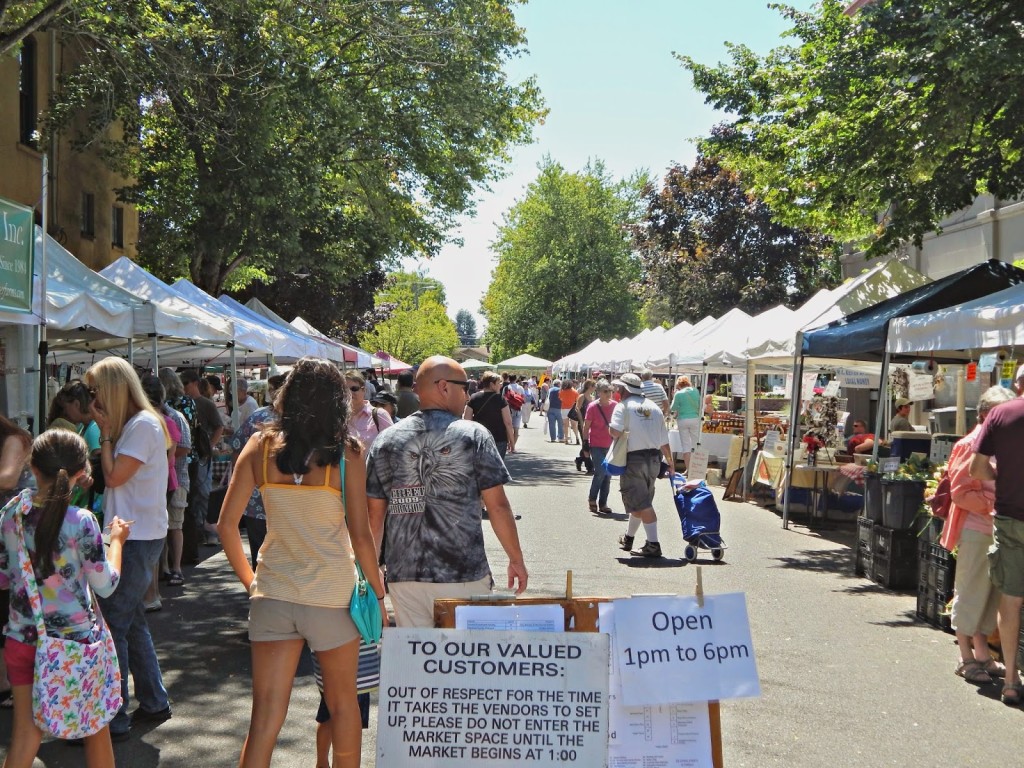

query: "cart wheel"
xmin=711 ymin=548 xmax=724 ymax=562
xmin=684 ymin=545 xmax=697 ymax=563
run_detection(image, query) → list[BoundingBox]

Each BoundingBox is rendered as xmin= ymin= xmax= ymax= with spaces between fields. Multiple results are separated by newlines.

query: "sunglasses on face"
xmin=349 ymin=385 xmax=363 ymax=393
xmin=436 ymin=379 xmax=470 ymax=391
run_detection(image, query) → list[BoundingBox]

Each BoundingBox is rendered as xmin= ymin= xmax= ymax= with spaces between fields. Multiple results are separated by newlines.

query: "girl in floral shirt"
xmin=0 ymin=429 xmax=132 ymax=765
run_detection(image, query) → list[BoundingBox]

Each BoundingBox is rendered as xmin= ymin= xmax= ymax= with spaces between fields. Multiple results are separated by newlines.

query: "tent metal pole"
xmin=37 ymin=156 xmax=49 ymax=435
xmin=230 ymin=344 xmax=239 ymax=431
xmin=151 ymin=334 xmax=158 ymax=373
xmin=872 ymin=352 xmax=891 ymax=463
xmin=696 ymin=363 xmax=707 ymax=448
xmin=741 ymin=358 xmax=756 ymax=499
xmin=127 ymin=337 xmax=133 ymax=368
xmin=955 ymin=365 xmax=966 ymax=435
xmin=781 ymin=342 xmax=805 ymax=529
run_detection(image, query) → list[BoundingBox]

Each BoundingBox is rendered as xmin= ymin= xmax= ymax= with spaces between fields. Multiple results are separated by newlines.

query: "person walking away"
xmin=0 ymin=429 xmax=133 ymax=765
xmin=367 ymin=356 xmax=527 ymax=628
xmin=505 ymin=375 xmax=526 ymax=444
xmin=180 ymin=369 xmax=225 ymax=550
xmin=85 ymin=358 xmax=173 ymax=740
xmin=574 ymin=380 xmax=596 ymax=473
xmin=641 ymin=369 xmax=670 ymax=416
xmin=670 ymin=376 xmax=702 ymax=472
xmin=970 ymin=366 xmax=1024 ymax=705
xmin=465 ymin=371 xmax=516 ymax=458
xmin=559 ymin=380 xmax=578 ymax=444
xmin=217 ymin=358 xmax=385 ymax=768
xmin=582 ymin=382 xmax=616 ymax=514
xmin=546 ymin=381 xmax=563 ymax=442
xmin=610 ymin=373 xmax=673 ymax=558
xmin=395 ymin=370 xmax=419 ymax=419
xmin=940 ymin=386 xmax=1015 ymax=686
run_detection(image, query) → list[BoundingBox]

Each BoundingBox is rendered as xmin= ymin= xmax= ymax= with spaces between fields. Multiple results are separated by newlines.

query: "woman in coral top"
xmin=939 ymin=386 xmax=1016 ymax=686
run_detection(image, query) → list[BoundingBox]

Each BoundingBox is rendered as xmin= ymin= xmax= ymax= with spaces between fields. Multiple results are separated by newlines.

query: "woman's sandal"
xmin=956 ymin=659 xmax=994 ymax=685
xmin=1001 ymin=683 xmax=1023 ymax=706
xmin=0 ymin=689 xmax=12 ymax=709
xmin=982 ymin=658 xmax=1006 ymax=678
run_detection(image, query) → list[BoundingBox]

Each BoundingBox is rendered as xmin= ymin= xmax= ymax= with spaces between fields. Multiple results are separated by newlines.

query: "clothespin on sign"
xmin=695 ymin=566 xmax=704 ymax=608
xmin=565 ymin=570 xmax=573 ymax=600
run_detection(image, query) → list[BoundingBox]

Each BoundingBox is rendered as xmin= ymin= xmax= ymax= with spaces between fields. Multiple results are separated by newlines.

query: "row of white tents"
xmin=0 ymin=229 xmax=381 ymax=428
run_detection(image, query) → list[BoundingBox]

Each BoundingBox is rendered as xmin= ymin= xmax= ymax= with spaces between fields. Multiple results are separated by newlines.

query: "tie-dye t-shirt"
xmin=0 ymin=490 xmax=120 ymax=644
xmin=366 ymin=409 xmax=511 ymax=584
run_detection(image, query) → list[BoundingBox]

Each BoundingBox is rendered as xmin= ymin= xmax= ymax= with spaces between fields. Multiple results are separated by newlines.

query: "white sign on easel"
xmin=377 ymin=628 xmax=609 ymax=767
xmin=610 ymin=594 xmax=760 ymax=707
xmin=762 ymin=430 xmax=781 ymax=454
xmin=687 ymin=449 xmax=709 ymax=481
xmin=908 ymin=373 xmax=934 ymax=401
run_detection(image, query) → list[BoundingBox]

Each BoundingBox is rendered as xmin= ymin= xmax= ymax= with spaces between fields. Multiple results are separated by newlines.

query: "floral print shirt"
xmin=229 ymin=406 xmax=276 ymax=520
xmin=0 ymin=490 xmax=120 ymax=644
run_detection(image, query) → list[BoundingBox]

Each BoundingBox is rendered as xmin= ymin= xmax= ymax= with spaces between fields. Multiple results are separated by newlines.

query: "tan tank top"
xmin=249 ymin=439 xmax=355 ymax=608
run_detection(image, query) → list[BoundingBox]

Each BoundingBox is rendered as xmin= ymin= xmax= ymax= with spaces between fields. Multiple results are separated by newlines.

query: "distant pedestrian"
xmin=670 ymin=376 xmax=702 ymax=472
xmin=465 ymin=371 xmax=515 ymax=457
xmin=640 ymin=369 xmax=669 ymax=416
xmin=395 ymin=370 xmax=419 ymax=419
xmin=582 ymin=381 xmax=616 ymax=514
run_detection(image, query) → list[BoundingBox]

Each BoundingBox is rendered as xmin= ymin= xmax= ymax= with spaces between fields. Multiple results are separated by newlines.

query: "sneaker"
xmin=574 ymin=457 xmax=583 ymax=472
xmin=618 ymin=534 xmax=634 ymax=552
xmin=131 ymin=705 xmax=172 ymax=725
xmin=638 ymin=541 xmax=663 ymax=558
xmin=144 ymin=599 xmax=162 ymax=613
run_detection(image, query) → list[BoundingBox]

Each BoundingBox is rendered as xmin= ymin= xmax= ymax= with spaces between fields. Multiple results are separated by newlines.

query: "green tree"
xmin=680 ymin=0 xmax=1024 ymax=257
xmin=0 ymin=0 xmax=71 ymax=55
xmin=482 ymin=159 xmax=642 ymax=361
xmin=43 ymin=0 xmax=545 ymax=299
xmin=358 ymin=272 xmax=459 ymax=364
xmin=455 ymin=309 xmax=479 ymax=346
xmin=633 ymin=148 xmax=840 ymax=323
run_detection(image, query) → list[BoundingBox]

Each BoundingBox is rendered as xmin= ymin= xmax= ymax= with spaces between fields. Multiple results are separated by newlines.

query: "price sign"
xmin=978 ymin=353 xmax=997 ymax=373
xmin=822 ymin=380 xmax=841 ymax=397
xmin=1001 ymin=360 xmax=1017 ymax=381
xmin=687 ymin=449 xmax=709 ymax=481
xmin=908 ymin=373 xmax=934 ymax=400
xmin=762 ymin=430 xmax=781 ymax=454
xmin=881 ymin=457 xmax=901 ymax=474
xmin=966 ymin=362 xmax=977 ymax=382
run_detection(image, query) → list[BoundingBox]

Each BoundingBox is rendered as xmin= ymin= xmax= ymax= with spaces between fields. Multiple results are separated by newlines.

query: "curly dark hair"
xmin=263 ymin=358 xmax=359 ymax=476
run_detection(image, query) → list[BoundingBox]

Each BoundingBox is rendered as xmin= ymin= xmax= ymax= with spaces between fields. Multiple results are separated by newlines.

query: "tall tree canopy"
xmin=680 ymin=0 xmax=1024 ymax=257
xmin=482 ymin=159 xmax=642 ymax=362
xmin=633 ymin=150 xmax=840 ymax=325
xmin=0 ymin=0 xmax=71 ymax=54
xmin=455 ymin=309 xmax=479 ymax=346
xmin=42 ymin=0 xmax=544 ymax=319
xmin=357 ymin=273 xmax=459 ymax=364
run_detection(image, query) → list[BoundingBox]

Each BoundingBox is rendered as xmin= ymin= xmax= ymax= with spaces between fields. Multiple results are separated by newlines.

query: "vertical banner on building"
xmin=0 ymin=198 xmax=34 ymax=314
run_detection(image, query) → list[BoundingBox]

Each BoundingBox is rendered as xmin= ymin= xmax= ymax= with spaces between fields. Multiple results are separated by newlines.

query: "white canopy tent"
xmin=462 ymin=359 xmax=495 ymax=370
xmin=230 ymin=296 xmax=342 ymax=363
xmin=288 ymin=315 xmax=372 ymax=368
xmin=495 ymin=353 xmax=552 ymax=371
xmin=645 ymin=316 xmax=717 ymax=372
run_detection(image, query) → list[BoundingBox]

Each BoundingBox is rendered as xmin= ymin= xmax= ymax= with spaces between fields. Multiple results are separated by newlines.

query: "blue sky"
xmin=406 ymin=0 xmax=816 ymax=334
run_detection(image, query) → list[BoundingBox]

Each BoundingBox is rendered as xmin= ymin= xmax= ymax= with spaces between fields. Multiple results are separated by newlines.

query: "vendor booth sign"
xmin=0 ymin=198 xmax=34 ymax=314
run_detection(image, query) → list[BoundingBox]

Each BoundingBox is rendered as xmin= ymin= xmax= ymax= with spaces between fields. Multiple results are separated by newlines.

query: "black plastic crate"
xmin=871 ymin=552 xmax=918 ymax=590
xmin=863 ymin=473 xmax=883 ymax=523
xmin=857 ymin=516 xmax=873 ymax=548
xmin=854 ymin=546 xmax=872 ymax=577
xmin=928 ymin=542 xmax=954 ymax=566
xmin=881 ymin=479 xmax=926 ymax=530
xmin=916 ymin=586 xmax=929 ymax=621
xmin=872 ymin=525 xmax=918 ymax=560
xmin=934 ymin=560 xmax=956 ymax=594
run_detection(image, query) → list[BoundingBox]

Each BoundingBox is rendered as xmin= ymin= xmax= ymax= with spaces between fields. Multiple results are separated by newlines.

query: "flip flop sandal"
xmin=168 ymin=572 xmax=185 ymax=586
xmin=1001 ymin=684 xmax=1023 ymax=706
xmin=982 ymin=658 xmax=1007 ymax=678
xmin=956 ymin=660 xmax=994 ymax=685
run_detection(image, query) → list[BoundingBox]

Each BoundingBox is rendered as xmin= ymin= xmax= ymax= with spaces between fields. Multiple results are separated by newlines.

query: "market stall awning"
xmin=373 ymin=352 xmax=413 ymax=374
xmin=802 ymin=259 xmax=1024 ymax=362
xmin=462 ymin=359 xmax=495 ymax=370
xmin=495 ymin=353 xmax=552 ymax=371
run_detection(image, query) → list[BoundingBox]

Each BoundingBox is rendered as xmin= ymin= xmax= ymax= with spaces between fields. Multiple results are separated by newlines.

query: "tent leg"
xmin=955 ymin=365 xmax=966 ymax=435
xmin=741 ymin=359 xmax=756 ymax=500
xmin=230 ymin=345 xmax=239 ymax=432
xmin=151 ymin=334 xmax=159 ymax=372
xmin=782 ymin=348 xmax=805 ymax=529
xmin=37 ymin=331 xmax=47 ymax=436
xmin=872 ymin=354 xmax=891 ymax=463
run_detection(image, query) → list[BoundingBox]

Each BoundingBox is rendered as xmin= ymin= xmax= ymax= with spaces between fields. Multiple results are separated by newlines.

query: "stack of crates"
xmin=916 ymin=541 xmax=955 ymax=631
xmin=854 ymin=516 xmax=919 ymax=589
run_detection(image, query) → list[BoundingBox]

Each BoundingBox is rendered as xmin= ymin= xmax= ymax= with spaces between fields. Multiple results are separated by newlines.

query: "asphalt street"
xmin=1 ymin=417 xmax=1022 ymax=766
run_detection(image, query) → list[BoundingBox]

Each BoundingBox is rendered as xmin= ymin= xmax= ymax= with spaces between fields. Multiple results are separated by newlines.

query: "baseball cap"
xmin=371 ymin=391 xmax=398 ymax=408
xmin=894 ymin=397 xmax=913 ymax=408
xmin=611 ymin=373 xmax=644 ymax=396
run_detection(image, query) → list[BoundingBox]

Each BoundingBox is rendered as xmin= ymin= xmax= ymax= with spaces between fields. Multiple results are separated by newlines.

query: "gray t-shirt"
xmin=366 ymin=409 xmax=511 ymax=584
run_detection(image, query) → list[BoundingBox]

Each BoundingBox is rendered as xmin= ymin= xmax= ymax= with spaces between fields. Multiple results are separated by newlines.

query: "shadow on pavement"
xmin=504 ymin=452 xmax=580 ymax=487
xmin=770 ymin=548 xmax=857 ymax=576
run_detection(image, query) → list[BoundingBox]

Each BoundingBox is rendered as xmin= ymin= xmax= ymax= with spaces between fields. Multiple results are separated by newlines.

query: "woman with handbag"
xmin=0 ymin=429 xmax=132 ymax=767
xmin=217 ymin=357 xmax=385 ymax=768
xmin=582 ymin=382 xmax=616 ymax=514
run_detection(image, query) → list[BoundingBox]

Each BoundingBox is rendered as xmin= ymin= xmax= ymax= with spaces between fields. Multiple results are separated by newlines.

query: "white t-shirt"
xmin=235 ymin=395 xmax=258 ymax=424
xmin=106 ymin=410 xmax=169 ymax=541
xmin=610 ymin=396 xmax=670 ymax=452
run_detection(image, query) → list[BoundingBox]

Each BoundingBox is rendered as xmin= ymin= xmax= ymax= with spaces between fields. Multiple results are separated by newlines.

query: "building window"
xmin=111 ymin=206 xmax=124 ymax=248
xmin=19 ymin=37 xmax=38 ymax=147
xmin=81 ymin=193 xmax=95 ymax=237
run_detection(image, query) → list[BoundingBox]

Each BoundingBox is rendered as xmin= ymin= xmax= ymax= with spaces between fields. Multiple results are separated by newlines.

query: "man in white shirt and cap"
xmin=609 ymin=373 xmax=674 ymax=558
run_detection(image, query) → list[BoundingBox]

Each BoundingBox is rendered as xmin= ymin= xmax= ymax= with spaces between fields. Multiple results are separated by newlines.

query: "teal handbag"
xmin=341 ymin=452 xmax=383 ymax=644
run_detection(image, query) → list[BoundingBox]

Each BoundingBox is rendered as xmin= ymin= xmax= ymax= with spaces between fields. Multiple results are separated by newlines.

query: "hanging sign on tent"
xmin=0 ymin=197 xmax=34 ymax=314
xmin=978 ymin=353 xmax=998 ymax=373
xmin=822 ymin=380 xmax=841 ymax=397
xmin=801 ymin=373 xmax=818 ymax=400
xmin=908 ymin=373 xmax=935 ymax=401
xmin=731 ymin=374 xmax=746 ymax=397
xmin=1001 ymin=360 xmax=1017 ymax=381
xmin=966 ymin=362 xmax=977 ymax=382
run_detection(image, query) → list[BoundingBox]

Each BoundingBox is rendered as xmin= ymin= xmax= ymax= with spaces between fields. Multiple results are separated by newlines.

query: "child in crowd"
xmin=0 ymin=429 xmax=132 ymax=766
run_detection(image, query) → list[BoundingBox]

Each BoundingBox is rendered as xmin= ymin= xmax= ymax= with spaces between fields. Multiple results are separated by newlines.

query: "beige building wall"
xmin=0 ymin=31 xmax=138 ymax=270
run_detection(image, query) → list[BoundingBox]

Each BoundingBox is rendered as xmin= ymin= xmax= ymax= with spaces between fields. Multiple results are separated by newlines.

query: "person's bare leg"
xmin=997 ymin=594 xmax=1023 ymax=695
xmin=83 ymin=725 xmax=116 ymax=768
xmin=239 ymin=639 xmax=304 ymax=768
xmin=2 ymin=686 xmax=43 ymax=768
xmin=316 ymin=720 xmax=332 ymax=767
xmin=168 ymin=529 xmax=184 ymax=575
xmin=316 ymin=640 xmax=361 ymax=768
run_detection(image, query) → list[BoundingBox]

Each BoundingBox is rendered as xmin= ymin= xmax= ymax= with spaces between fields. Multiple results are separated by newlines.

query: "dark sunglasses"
xmin=349 ymin=385 xmax=363 ymax=393
xmin=436 ymin=378 xmax=470 ymax=391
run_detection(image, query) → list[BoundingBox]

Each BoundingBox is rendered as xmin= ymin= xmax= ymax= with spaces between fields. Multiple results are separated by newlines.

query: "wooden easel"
xmin=433 ymin=570 xmax=725 ymax=768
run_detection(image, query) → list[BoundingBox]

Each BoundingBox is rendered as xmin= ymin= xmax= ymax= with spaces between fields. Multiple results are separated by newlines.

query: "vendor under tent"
xmin=496 ymin=353 xmax=552 ymax=372
xmin=781 ymin=259 xmax=1024 ymax=528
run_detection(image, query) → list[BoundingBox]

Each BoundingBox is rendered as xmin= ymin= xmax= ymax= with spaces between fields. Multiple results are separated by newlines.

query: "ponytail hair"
xmin=30 ymin=430 xmax=90 ymax=580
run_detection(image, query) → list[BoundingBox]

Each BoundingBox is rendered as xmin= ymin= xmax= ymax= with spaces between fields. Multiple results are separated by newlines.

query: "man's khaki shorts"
xmin=620 ymin=452 xmax=660 ymax=513
xmin=989 ymin=515 xmax=1024 ymax=598
xmin=167 ymin=487 xmax=188 ymax=530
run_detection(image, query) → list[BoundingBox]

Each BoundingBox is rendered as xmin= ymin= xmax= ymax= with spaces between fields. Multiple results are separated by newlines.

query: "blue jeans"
xmin=98 ymin=538 xmax=170 ymax=733
xmin=589 ymin=447 xmax=611 ymax=506
xmin=547 ymin=409 xmax=563 ymax=441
